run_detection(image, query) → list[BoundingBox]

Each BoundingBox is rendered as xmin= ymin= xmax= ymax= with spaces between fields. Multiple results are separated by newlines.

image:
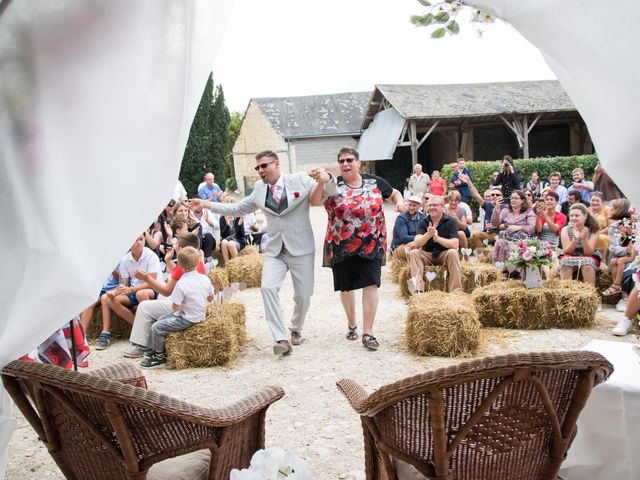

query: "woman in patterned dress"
xmin=310 ymin=147 xmax=403 ymax=350
xmin=559 ymin=203 xmax=601 ymax=286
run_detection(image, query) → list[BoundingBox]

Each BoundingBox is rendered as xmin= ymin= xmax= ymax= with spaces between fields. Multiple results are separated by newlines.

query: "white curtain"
xmin=472 ymin=0 xmax=640 ymax=206
xmin=0 ymin=0 xmax=232 ymax=476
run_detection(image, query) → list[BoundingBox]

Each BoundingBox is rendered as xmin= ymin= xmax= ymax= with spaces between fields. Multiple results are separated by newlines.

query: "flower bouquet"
xmin=230 ymin=448 xmax=314 ymax=480
xmin=506 ymin=239 xmax=556 ymax=288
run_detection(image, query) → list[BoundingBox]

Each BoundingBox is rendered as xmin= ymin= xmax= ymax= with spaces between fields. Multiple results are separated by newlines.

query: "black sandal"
xmin=362 ymin=334 xmax=379 ymax=351
xmin=346 ymin=325 xmax=358 ymax=340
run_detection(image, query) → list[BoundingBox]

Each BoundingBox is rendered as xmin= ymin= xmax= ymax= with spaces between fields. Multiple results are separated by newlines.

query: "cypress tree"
xmin=179 ymin=73 xmax=214 ymax=196
xmin=210 ymin=84 xmax=231 ymax=189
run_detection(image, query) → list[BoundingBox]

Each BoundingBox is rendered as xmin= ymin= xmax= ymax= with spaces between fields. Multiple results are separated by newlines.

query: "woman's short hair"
xmin=337 ymin=147 xmax=359 ymax=161
xmin=447 ymin=190 xmax=461 ymax=202
xmin=544 ymin=191 xmax=559 ymax=202
xmin=608 ymin=198 xmax=632 ymax=220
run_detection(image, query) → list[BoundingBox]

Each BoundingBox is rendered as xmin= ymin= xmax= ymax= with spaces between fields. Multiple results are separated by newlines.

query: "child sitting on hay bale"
xmin=139 ymin=247 xmax=214 ymax=369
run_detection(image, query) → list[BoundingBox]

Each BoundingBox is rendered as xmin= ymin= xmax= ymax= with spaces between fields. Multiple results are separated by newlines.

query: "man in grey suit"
xmin=190 ymin=150 xmax=333 ymax=355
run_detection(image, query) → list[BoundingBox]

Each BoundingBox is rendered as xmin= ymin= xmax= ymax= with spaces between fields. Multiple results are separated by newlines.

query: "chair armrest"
xmin=336 ymin=379 xmax=371 ymax=414
xmin=88 ymin=363 xmax=148 ymax=389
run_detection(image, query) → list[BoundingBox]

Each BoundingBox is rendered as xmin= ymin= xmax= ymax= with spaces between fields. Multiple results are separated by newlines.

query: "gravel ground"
xmin=5 ymin=204 xmax=636 ymax=479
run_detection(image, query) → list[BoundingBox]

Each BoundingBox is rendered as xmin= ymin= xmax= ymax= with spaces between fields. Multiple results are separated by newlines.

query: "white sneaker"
xmin=612 ymin=317 xmax=633 ymax=336
xmin=616 ymin=297 xmax=628 ymax=312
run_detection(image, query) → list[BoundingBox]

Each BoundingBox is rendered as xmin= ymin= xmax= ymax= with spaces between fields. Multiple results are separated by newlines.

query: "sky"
xmin=212 ymin=0 xmax=556 ymax=113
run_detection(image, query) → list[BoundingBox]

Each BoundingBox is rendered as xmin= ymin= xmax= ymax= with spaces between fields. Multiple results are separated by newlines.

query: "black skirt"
xmin=332 ymin=255 xmax=382 ymax=292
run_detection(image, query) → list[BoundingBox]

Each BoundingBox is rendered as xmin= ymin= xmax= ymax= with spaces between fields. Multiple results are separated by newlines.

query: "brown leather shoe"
xmin=291 ymin=331 xmax=304 ymax=346
xmin=273 ymin=340 xmax=292 ymax=355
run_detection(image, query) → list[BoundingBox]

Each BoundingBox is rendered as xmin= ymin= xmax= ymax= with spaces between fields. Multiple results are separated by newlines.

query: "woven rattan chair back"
xmin=2 ymin=360 xmax=284 ymax=480
xmin=337 ymin=351 xmax=613 ymax=480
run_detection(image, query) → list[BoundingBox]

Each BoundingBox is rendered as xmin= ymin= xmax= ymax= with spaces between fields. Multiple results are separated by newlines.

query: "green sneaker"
xmin=139 ymin=352 xmax=167 ymax=369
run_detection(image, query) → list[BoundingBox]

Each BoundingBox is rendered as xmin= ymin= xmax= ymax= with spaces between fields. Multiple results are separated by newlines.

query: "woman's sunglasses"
xmin=338 ymin=157 xmax=357 ymax=164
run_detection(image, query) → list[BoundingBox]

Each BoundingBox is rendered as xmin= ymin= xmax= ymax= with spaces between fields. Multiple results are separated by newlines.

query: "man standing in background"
xmin=408 ymin=164 xmax=430 ymax=196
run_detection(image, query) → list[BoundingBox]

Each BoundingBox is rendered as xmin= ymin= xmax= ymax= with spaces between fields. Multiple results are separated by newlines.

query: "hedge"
xmin=441 ymin=154 xmax=599 ymax=216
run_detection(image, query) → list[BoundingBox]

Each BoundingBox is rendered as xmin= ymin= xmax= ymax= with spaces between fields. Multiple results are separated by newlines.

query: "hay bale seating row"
xmin=388 ymin=256 xmax=408 ymax=284
xmin=208 ymin=267 xmax=230 ymax=289
xmin=398 ymin=263 xmax=500 ymax=298
xmin=225 ymin=254 xmax=264 ymax=288
xmin=472 ymin=279 xmax=598 ymax=329
xmin=165 ymin=302 xmax=246 ymax=369
xmin=406 ymin=291 xmax=481 ymax=357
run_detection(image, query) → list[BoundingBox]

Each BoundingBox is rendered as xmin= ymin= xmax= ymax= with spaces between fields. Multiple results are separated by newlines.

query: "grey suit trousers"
xmin=261 ymin=248 xmax=314 ymax=342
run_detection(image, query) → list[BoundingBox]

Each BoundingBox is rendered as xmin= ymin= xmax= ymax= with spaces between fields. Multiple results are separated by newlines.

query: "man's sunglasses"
xmin=338 ymin=157 xmax=357 ymax=164
xmin=254 ymin=160 xmax=276 ymax=171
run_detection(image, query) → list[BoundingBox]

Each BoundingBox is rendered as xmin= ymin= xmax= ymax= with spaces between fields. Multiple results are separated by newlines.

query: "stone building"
xmin=232 ymin=92 xmax=370 ymax=194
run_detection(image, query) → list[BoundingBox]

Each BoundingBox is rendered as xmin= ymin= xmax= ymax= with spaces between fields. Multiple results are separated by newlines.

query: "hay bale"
xmin=86 ymin=308 xmax=132 ymax=340
xmin=226 ymin=254 xmax=264 ymax=288
xmin=165 ymin=302 xmax=246 ymax=369
xmin=239 ymin=245 xmax=260 ymax=257
xmin=406 ymin=291 xmax=481 ymax=357
xmin=461 ymin=263 xmax=500 ymax=293
xmin=208 ymin=267 xmax=229 ymax=289
xmin=477 ymin=246 xmax=494 ymax=264
xmin=398 ymin=265 xmax=446 ymax=298
xmin=388 ymin=256 xmax=408 ymax=284
xmin=472 ymin=279 xmax=598 ymax=329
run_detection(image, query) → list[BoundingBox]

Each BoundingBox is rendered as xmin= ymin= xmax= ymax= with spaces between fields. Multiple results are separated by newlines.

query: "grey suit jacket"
xmin=209 ymin=172 xmax=333 ymax=257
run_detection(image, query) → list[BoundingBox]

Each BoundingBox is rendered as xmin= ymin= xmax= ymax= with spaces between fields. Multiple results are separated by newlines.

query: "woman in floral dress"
xmin=310 ymin=147 xmax=403 ymax=350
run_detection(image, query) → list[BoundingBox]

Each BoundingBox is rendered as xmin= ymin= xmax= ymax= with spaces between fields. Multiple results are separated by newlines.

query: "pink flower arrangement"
xmin=507 ymin=239 xmax=556 ymax=269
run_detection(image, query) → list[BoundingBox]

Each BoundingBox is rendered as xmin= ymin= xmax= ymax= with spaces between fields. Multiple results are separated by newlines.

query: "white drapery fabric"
xmin=0 ymin=0 xmax=232 ymax=476
xmin=472 ymin=0 xmax=640 ymax=207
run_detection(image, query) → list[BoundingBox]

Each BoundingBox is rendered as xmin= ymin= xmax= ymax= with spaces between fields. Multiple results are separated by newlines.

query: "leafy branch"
xmin=411 ymin=1 xmax=496 ymax=38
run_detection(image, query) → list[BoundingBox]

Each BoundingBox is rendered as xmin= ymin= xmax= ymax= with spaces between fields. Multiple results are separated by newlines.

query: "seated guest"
xmin=545 ymin=172 xmax=568 ymax=204
xmin=144 ymin=200 xmax=175 ymax=258
xmin=408 ymin=195 xmax=462 ymax=292
xmin=560 ymin=189 xmax=587 ymax=217
xmin=489 ymin=170 xmax=501 ymax=188
xmin=449 ymin=158 xmax=473 ymax=203
xmin=491 ymin=190 xmax=536 ymax=264
xmin=458 ymin=171 xmax=503 ymax=250
xmin=139 ymin=247 xmax=214 ymax=369
xmin=420 ymin=192 xmax=431 ymax=216
xmin=603 ymin=198 xmax=634 ymax=296
xmin=567 ymin=167 xmax=595 ymax=205
xmin=444 ymin=190 xmax=471 ymax=249
xmin=197 ymin=172 xmax=223 ymax=202
xmin=526 ymin=170 xmax=543 ymax=200
xmin=96 ymin=235 xmax=161 ymax=350
xmin=429 ymin=170 xmax=446 ymax=196
xmin=559 ymin=204 xmax=601 ymax=286
xmin=588 ymin=191 xmax=610 ymax=260
xmin=391 ymin=195 xmax=425 ymax=259
xmin=193 ymin=202 xmax=219 ymax=263
xmin=125 ymin=232 xmax=205 ymax=358
xmin=535 ymin=191 xmax=567 ymax=247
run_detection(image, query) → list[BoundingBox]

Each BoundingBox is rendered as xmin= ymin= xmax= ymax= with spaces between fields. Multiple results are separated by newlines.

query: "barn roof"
xmin=253 ymin=91 xmax=371 ymax=139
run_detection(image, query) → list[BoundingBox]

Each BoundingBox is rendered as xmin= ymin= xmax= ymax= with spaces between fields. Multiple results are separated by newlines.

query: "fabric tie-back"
xmin=0 ymin=1 xmax=232 ymax=476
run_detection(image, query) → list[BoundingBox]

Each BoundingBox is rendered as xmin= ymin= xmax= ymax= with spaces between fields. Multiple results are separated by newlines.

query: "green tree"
xmin=210 ymin=84 xmax=231 ymax=189
xmin=179 ymin=73 xmax=231 ymax=196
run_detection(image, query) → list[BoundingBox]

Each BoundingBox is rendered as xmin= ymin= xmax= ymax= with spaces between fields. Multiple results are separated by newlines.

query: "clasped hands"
xmin=309 ymin=168 xmax=332 ymax=184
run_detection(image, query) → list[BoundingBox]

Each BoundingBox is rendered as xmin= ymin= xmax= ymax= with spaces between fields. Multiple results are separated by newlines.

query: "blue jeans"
xmin=149 ymin=314 xmax=194 ymax=352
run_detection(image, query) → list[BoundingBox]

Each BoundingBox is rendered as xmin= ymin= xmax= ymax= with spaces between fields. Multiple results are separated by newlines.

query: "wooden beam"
xmin=417 ymin=121 xmax=439 ymax=149
xmin=409 ymin=120 xmax=418 ymax=167
xmin=522 ymin=114 xmax=530 ymax=159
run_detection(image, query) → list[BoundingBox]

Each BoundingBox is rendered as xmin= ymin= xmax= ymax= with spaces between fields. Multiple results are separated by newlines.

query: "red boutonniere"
xmin=293 ymin=191 xmax=300 ymax=199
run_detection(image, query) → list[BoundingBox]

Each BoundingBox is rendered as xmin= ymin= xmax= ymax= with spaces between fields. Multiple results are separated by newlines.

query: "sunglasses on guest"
xmin=254 ymin=160 xmax=276 ymax=171
xmin=338 ymin=157 xmax=357 ymax=164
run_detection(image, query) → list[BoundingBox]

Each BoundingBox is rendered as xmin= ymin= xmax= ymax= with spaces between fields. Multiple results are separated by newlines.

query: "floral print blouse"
xmin=323 ymin=174 xmax=393 ymax=267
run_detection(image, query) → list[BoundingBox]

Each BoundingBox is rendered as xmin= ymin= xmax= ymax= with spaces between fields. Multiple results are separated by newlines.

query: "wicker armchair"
xmin=337 ymin=351 xmax=613 ymax=480
xmin=2 ymin=360 xmax=284 ymax=480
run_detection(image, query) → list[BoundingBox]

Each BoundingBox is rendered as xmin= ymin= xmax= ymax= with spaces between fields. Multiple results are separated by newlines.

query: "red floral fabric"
xmin=323 ymin=174 xmax=392 ymax=267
